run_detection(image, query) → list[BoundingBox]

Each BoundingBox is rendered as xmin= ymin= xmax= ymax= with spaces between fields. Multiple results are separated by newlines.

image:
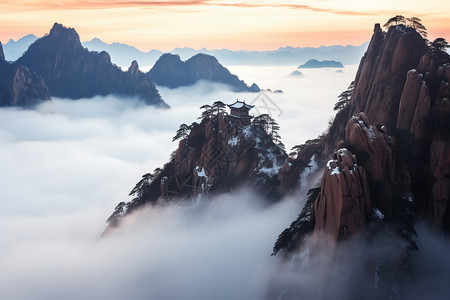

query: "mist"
xmin=2 ymin=65 xmax=448 ymax=299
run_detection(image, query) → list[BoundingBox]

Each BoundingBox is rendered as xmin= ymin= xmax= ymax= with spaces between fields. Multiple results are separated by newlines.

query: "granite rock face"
xmin=350 ymin=24 xmax=427 ymax=132
xmin=313 ymin=148 xmax=371 ymax=241
xmin=0 ymin=44 xmax=50 ymax=106
xmin=105 ymin=113 xmax=287 ymax=230
xmin=275 ymin=23 xmax=450 ymax=256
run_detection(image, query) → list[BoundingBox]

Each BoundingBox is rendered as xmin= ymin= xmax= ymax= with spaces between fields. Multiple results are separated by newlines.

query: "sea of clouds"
xmin=1 ymin=65 xmax=448 ymax=299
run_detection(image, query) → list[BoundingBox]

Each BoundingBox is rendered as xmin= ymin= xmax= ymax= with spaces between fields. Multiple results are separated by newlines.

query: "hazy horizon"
xmin=1 ymin=1 xmax=449 ymax=51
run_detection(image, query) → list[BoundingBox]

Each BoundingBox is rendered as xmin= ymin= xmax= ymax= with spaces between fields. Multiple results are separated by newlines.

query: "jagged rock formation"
xmin=16 ymin=23 xmax=166 ymax=106
xmin=148 ymin=53 xmax=260 ymax=92
xmin=349 ymin=24 xmax=427 ymax=132
xmin=0 ymin=42 xmax=50 ymax=106
xmin=313 ymin=147 xmax=371 ymax=241
xmin=105 ymin=110 xmax=286 ymax=230
xmin=275 ymin=22 xmax=450 ymax=257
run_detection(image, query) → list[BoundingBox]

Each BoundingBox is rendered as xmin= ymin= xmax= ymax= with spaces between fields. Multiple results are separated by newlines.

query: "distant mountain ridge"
xmin=4 ymin=35 xmax=367 ymax=68
xmin=15 ymin=23 xmax=166 ymax=107
xmin=85 ymin=40 xmax=369 ymax=68
xmin=2 ymin=34 xmax=38 ymax=62
xmin=148 ymin=53 xmax=260 ymax=92
xmin=298 ymin=59 xmax=344 ymax=68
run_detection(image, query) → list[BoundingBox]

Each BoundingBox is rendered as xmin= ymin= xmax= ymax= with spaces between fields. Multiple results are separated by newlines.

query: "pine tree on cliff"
xmin=212 ymin=101 xmax=226 ymax=117
xmin=106 ymin=202 xmax=127 ymax=226
xmin=430 ymin=38 xmax=450 ymax=65
xmin=407 ymin=17 xmax=427 ymax=38
xmin=253 ymin=114 xmax=285 ymax=149
xmin=198 ymin=104 xmax=214 ymax=120
xmin=172 ymin=123 xmax=191 ymax=142
xmin=333 ymin=81 xmax=354 ymax=111
xmin=129 ymin=172 xmax=155 ymax=197
xmin=383 ymin=15 xmax=406 ymax=28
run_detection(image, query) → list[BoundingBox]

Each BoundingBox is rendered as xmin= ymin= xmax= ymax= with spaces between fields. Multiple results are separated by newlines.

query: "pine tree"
xmin=129 ymin=173 xmax=155 ymax=197
xmin=198 ymin=104 xmax=213 ymax=120
xmin=333 ymin=81 xmax=354 ymax=111
xmin=212 ymin=101 xmax=226 ymax=117
xmin=430 ymin=38 xmax=450 ymax=65
xmin=407 ymin=17 xmax=427 ymax=38
xmin=172 ymin=123 xmax=191 ymax=142
xmin=383 ymin=15 xmax=406 ymax=28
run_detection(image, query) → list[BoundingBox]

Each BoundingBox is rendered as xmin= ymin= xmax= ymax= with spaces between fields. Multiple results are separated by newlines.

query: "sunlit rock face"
xmin=350 ymin=24 xmax=427 ymax=132
xmin=313 ymin=148 xmax=371 ymax=241
xmin=275 ymin=21 xmax=450 ymax=258
xmin=15 ymin=23 xmax=166 ymax=106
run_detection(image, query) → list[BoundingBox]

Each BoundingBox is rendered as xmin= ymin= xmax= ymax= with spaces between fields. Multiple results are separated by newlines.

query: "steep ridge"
xmin=16 ymin=23 xmax=166 ymax=106
xmin=0 ymin=42 xmax=50 ymax=106
xmin=274 ymin=22 xmax=450 ymax=262
xmin=148 ymin=53 xmax=260 ymax=92
xmin=105 ymin=106 xmax=286 ymax=231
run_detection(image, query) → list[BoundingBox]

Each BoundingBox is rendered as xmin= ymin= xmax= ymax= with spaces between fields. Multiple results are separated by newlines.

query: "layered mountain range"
xmin=4 ymin=34 xmax=368 ymax=68
xmin=0 ymin=23 xmax=261 ymax=107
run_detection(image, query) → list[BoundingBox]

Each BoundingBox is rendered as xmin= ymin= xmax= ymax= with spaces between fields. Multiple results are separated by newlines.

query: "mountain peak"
xmin=187 ymin=53 xmax=219 ymax=63
xmin=128 ymin=60 xmax=140 ymax=76
xmin=48 ymin=22 xmax=81 ymax=48
xmin=148 ymin=53 xmax=260 ymax=92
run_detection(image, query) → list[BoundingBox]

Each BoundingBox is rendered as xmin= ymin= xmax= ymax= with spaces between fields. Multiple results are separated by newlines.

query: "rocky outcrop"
xmin=0 ymin=48 xmax=50 ymax=106
xmin=345 ymin=112 xmax=393 ymax=181
xmin=349 ymin=24 xmax=427 ymax=132
xmin=7 ymin=65 xmax=50 ymax=106
xmin=430 ymin=138 xmax=450 ymax=228
xmin=16 ymin=23 xmax=166 ymax=106
xmin=105 ymin=111 xmax=287 ymax=230
xmin=313 ymin=148 xmax=371 ymax=241
xmin=148 ymin=53 xmax=260 ymax=92
xmin=275 ymin=23 xmax=450 ymax=256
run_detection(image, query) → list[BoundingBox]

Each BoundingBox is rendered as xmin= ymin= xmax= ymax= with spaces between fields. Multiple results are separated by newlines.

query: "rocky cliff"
xmin=16 ymin=23 xmax=166 ymax=106
xmin=105 ymin=108 xmax=286 ymax=230
xmin=148 ymin=53 xmax=260 ymax=92
xmin=273 ymin=22 xmax=450 ymax=272
xmin=0 ymin=42 xmax=4 ymax=61
xmin=0 ymin=42 xmax=50 ymax=106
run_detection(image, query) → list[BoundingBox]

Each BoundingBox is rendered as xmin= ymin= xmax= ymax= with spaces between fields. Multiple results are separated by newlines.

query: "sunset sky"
xmin=1 ymin=0 xmax=449 ymax=51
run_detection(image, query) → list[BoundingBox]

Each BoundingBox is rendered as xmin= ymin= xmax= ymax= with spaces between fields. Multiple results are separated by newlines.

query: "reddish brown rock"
xmin=410 ymin=83 xmax=431 ymax=139
xmin=430 ymin=136 xmax=450 ymax=225
xmin=350 ymin=24 xmax=427 ymax=131
xmin=345 ymin=112 xmax=393 ymax=181
xmin=313 ymin=148 xmax=371 ymax=241
xmin=397 ymin=69 xmax=423 ymax=130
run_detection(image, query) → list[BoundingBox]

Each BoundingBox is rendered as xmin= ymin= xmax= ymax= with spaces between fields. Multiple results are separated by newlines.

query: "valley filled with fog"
xmin=0 ymin=64 xmax=355 ymax=299
xmin=3 ymin=64 xmax=448 ymax=300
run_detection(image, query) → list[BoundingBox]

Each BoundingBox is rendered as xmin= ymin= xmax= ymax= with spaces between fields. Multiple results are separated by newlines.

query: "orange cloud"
xmin=2 ymin=0 xmax=387 ymax=16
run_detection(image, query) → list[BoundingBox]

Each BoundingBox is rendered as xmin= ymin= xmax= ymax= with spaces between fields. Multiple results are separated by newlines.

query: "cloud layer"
xmin=5 ymin=65 xmax=448 ymax=299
